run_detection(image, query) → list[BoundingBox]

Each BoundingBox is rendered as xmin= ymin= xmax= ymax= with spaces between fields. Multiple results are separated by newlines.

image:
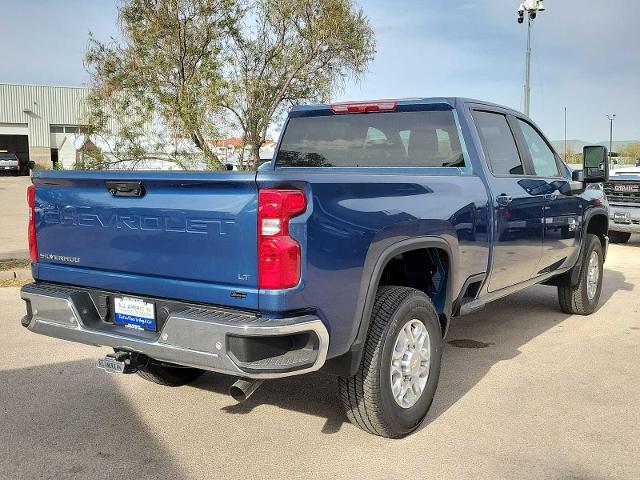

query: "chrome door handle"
xmin=496 ymin=194 xmax=513 ymax=206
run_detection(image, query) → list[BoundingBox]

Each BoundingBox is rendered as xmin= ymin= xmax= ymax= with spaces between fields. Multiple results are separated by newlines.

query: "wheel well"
xmin=378 ymin=247 xmax=450 ymax=334
xmin=587 ymin=214 xmax=608 ymax=250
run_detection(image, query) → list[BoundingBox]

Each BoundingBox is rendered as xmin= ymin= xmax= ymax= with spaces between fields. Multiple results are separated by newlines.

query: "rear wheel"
xmin=338 ymin=286 xmax=443 ymax=438
xmin=609 ymin=231 xmax=631 ymax=244
xmin=137 ymin=360 xmax=204 ymax=387
xmin=558 ymin=234 xmax=604 ymax=315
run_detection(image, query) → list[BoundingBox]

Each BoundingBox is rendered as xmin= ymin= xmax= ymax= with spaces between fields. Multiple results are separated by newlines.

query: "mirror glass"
xmin=583 ymin=146 xmax=609 ymax=182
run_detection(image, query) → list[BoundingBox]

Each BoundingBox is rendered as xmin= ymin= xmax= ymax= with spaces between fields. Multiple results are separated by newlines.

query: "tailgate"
xmin=32 ymin=171 xmax=258 ymax=308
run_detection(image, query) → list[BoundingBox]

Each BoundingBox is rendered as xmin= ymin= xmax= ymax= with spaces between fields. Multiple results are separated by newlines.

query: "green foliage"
xmin=559 ymin=147 xmax=583 ymax=165
xmin=85 ymin=0 xmax=240 ymax=169
xmin=618 ymin=142 xmax=640 ymax=162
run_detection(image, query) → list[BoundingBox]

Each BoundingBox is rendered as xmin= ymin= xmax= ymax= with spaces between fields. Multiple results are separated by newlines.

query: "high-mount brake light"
xmin=330 ymin=100 xmax=398 ymax=114
xmin=27 ymin=184 xmax=38 ymax=262
xmin=258 ymin=189 xmax=307 ymax=289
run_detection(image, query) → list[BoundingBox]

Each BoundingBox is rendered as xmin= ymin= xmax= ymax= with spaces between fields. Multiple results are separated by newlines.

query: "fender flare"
xmin=570 ymin=209 xmax=609 ymax=286
xmin=323 ymin=236 xmax=458 ymax=377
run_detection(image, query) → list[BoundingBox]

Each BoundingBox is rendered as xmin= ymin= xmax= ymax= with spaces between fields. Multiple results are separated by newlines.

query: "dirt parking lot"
xmin=1 ymin=175 xmax=639 ymax=479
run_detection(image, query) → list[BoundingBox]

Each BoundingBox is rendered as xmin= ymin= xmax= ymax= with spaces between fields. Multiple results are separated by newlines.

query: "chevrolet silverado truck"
xmin=604 ymin=169 xmax=640 ymax=243
xmin=20 ymin=98 xmax=610 ymax=438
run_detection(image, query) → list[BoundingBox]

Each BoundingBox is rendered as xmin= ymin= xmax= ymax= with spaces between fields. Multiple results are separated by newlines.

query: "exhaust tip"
xmin=229 ymin=385 xmax=248 ymax=402
xmin=229 ymin=378 xmax=263 ymax=403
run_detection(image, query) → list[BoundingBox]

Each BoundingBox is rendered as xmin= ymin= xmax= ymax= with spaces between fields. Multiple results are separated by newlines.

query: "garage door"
xmin=0 ymin=123 xmax=30 ymax=165
xmin=0 ymin=123 xmax=28 ymax=136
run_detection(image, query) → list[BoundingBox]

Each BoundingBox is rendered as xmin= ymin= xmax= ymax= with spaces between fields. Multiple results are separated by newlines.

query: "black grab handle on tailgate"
xmin=105 ymin=181 xmax=146 ymax=198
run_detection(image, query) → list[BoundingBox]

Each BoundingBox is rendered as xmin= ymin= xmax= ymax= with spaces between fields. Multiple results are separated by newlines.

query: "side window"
xmin=474 ymin=111 xmax=524 ymax=176
xmin=517 ymin=119 xmax=560 ymax=177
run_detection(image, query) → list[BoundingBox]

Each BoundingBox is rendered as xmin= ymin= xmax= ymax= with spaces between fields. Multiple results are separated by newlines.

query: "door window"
xmin=474 ymin=111 xmax=524 ymax=176
xmin=517 ymin=119 xmax=560 ymax=177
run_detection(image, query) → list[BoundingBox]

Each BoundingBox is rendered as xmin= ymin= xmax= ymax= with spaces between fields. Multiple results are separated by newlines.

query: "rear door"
xmin=472 ymin=110 xmax=545 ymax=292
xmin=512 ymin=118 xmax=581 ymax=273
xmin=33 ymin=171 xmax=259 ymax=308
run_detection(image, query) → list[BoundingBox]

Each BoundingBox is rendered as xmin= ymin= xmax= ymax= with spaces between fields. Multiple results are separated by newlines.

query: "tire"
xmin=609 ymin=231 xmax=631 ymax=244
xmin=558 ymin=234 xmax=604 ymax=315
xmin=338 ymin=286 xmax=443 ymax=438
xmin=136 ymin=360 xmax=204 ymax=387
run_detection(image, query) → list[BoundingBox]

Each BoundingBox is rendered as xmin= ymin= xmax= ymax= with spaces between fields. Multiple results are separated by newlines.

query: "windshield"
xmin=276 ymin=110 xmax=464 ymax=168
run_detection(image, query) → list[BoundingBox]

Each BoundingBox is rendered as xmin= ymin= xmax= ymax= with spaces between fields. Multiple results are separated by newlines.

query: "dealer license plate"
xmin=113 ymin=296 xmax=156 ymax=331
xmin=96 ymin=356 xmax=125 ymax=374
xmin=613 ymin=211 xmax=631 ymax=224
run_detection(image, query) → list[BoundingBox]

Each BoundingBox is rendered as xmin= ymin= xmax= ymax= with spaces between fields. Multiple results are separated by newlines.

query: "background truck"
xmin=604 ymin=170 xmax=640 ymax=243
xmin=0 ymin=152 xmax=20 ymax=174
xmin=0 ymin=150 xmax=34 ymax=175
xmin=20 ymin=98 xmax=609 ymax=438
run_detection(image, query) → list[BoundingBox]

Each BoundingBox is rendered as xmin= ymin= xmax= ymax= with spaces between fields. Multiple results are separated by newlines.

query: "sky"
xmin=1 ymin=0 xmax=638 ymax=142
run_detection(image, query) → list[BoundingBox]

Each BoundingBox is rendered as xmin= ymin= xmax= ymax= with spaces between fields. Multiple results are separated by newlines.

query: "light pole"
xmin=517 ymin=0 xmax=546 ymax=116
xmin=607 ymin=114 xmax=616 ymax=166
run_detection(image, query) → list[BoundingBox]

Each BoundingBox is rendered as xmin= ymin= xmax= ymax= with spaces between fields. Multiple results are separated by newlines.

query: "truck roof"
xmin=290 ymin=97 xmax=523 ymax=116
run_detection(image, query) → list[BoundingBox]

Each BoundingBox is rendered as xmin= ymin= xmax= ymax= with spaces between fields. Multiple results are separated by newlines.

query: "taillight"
xmin=258 ymin=189 xmax=306 ymax=289
xmin=27 ymin=184 xmax=38 ymax=262
xmin=330 ymin=100 xmax=398 ymax=114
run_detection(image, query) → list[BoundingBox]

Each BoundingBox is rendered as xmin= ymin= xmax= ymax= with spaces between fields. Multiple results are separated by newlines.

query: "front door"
xmin=513 ymin=118 xmax=581 ymax=273
xmin=473 ymin=110 xmax=545 ymax=292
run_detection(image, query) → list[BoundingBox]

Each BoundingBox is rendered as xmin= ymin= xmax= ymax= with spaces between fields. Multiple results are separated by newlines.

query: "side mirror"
xmin=583 ymin=145 xmax=609 ymax=183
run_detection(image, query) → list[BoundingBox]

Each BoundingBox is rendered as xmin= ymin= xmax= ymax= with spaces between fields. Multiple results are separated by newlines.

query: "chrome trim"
xmin=21 ymin=286 xmax=329 ymax=379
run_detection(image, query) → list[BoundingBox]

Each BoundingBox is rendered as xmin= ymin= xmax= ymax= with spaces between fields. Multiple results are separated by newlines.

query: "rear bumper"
xmin=20 ymin=282 xmax=329 ymax=379
xmin=609 ymin=205 xmax=640 ymax=234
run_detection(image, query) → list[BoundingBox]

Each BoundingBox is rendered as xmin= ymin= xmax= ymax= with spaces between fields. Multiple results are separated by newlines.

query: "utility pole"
xmin=517 ymin=1 xmax=546 ymax=116
xmin=607 ymin=114 xmax=616 ymax=166
xmin=524 ymin=14 xmax=532 ymax=116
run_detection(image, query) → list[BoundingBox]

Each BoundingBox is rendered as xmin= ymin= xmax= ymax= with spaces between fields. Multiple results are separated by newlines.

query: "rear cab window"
xmin=275 ymin=109 xmax=465 ymax=169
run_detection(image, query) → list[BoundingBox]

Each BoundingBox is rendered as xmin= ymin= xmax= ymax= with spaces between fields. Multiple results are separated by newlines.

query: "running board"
xmin=458 ymin=299 xmax=486 ymax=316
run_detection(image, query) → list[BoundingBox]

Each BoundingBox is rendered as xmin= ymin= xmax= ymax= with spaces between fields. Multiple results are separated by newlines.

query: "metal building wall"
xmin=0 ymin=83 xmax=89 ymax=146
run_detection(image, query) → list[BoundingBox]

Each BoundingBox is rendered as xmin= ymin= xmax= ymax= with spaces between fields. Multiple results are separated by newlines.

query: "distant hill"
xmin=551 ymin=139 xmax=639 ymax=152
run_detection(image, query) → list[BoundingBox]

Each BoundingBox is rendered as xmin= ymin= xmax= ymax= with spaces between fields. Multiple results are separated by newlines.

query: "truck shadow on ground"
xmin=616 ymin=235 xmax=640 ymax=248
xmin=193 ymin=267 xmax=633 ymax=434
xmin=0 ymin=360 xmax=189 ymax=480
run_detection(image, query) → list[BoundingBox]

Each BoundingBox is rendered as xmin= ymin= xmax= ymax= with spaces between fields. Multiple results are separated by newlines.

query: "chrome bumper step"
xmin=20 ymin=283 xmax=329 ymax=379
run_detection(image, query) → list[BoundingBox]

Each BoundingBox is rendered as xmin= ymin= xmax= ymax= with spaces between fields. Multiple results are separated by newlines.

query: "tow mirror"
xmin=582 ymin=145 xmax=609 ymax=183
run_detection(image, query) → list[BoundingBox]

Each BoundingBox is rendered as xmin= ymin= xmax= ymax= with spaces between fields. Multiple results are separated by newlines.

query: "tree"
xmin=85 ymin=0 xmax=240 ymax=170
xmin=86 ymin=0 xmax=375 ymax=171
xmin=224 ymin=0 xmax=375 ymax=169
xmin=559 ymin=146 xmax=582 ymax=166
xmin=618 ymin=142 xmax=640 ymax=164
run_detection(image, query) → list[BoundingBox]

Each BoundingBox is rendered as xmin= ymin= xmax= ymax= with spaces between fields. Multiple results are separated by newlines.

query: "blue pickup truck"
xmin=20 ymin=98 xmax=610 ymax=438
